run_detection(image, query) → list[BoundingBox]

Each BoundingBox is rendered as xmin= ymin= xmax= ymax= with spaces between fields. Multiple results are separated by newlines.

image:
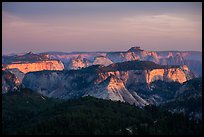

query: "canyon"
xmin=21 ymin=61 xmax=194 ymax=106
xmin=2 ymin=47 xmax=201 ymax=107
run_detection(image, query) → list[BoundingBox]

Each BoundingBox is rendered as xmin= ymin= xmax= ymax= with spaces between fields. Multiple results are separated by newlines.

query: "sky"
xmin=2 ymin=2 xmax=202 ymax=54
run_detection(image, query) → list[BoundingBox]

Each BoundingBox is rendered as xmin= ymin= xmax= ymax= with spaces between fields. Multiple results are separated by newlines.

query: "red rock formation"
xmin=5 ymin=60 xmax=64 ymax=73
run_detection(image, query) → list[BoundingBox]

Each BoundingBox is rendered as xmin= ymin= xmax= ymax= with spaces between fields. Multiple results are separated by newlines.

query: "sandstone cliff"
xmin=68 ymin=55 xmax=91 ymax=70
xmin=93 ymin=56 xmax=113 ymax=66
xmin=5 ymin=60 xmax=64 ymax=73
xmin=84 ymin=75 xmax=149 ymax=106
xmin=2 ymin=69 xmax=20 ymax=94
xmin=6 ymin=68 xmax=25 ymax=83
xmin=95 ymin=65 xmax=193 ymax=85
xmin=21 ymin=61 xmax=194 ymax=107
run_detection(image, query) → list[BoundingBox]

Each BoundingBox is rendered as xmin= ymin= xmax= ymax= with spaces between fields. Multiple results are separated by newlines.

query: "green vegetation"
xmin=65 ymin=60 xmax=180 ymax=74
xmin=160 ymin=77 xmax=202 ymax=120
xmin=128 ymin=80 xmax=182 ymax=102
xmin=106 ymin=60 xmax=180 ymax=71
xmin=2 ymin=89 xmax=201 ymax=135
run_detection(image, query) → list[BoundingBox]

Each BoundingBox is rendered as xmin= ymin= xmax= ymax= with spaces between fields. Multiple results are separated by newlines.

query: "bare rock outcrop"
xmin=93 ymin=56 xmax=113 ymax=66
xmin=68 ymin=55 xmax=91 ymax=70
xmin=2 ymin=69 xmax=20 ymax=94
xmin=5 ymin=60 xmax=64 ymax=73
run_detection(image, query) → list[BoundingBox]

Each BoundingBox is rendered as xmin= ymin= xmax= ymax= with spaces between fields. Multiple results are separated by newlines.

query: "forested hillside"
xmin=2 ymin=89 xmax=201 ymax=135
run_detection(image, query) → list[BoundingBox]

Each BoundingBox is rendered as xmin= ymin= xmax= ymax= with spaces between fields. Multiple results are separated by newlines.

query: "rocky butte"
xmin=5 ymin=60 xmax=64 ymax=73
xmin=3 ymin=52 xmax=64 ymax=73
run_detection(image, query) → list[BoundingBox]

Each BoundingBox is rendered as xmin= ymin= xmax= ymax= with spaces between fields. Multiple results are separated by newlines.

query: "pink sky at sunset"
xmin=2 ymin=2 xmax=202 ymax=55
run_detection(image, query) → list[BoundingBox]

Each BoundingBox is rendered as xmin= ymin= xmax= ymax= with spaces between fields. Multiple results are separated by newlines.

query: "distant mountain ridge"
xmin=39 ymin=47 xmax=202 ymax=77
xmin=2 ymin=47 xmax=202 ymax=76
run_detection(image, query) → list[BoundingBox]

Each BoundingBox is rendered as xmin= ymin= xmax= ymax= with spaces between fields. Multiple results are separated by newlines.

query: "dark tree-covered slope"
xmin=2 ymin=89 xmax=201 ymax=135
